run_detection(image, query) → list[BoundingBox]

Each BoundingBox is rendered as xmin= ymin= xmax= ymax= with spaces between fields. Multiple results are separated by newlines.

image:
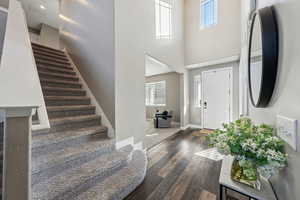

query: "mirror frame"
xmin=248 ymin=6 xmax=279 ymax=108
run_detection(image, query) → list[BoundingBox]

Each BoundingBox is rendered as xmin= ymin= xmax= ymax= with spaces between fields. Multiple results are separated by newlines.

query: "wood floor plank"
xmin=162 ymin=157 xmax=198 ymax=200
xmin=146 ymin=158 xmax=190 ymax=200
xmin=198 ymin=189 xmax=216 ymax=200
xmin=125 ymin=129 xmax=224 ymax=200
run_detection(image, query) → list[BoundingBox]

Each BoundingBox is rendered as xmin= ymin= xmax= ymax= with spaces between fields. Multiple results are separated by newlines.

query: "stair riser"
xmin=47 ymin=108 xmax=95 ymax=119
xmin=33 ymin=50 xmax=68 ymax=61
xmin=39 ymin=73 xmax=79 ymax=82
xmin=37 ymin=63 xmax=74 ymax=71
xmin=43 ymin=89 xmax=86 ymax=97
xmin=45 ymin=98 xmax=90 ymax=106
xmin=32 ymin=142 xmax=116 ymax=186
xmin=49 ymin=118 xmax=101 ymax=133
xmin=38 ymin=66 xmax=76 ymax=76
xmin=34 ymin=55 xmax=70 ymax=65
xmin=32 ymin=46 xmax=65 ymax=56
xmin=36 ymin=60 xmax=71 ymax=69
xmin=41 ymin=81 xmax=82 ymax=89
xmin=32 ymin=132 xmax=107 ymax=157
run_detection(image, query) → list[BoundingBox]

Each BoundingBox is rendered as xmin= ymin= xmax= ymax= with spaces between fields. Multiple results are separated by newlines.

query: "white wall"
xmin=0 ymin=0 xmax=8 ymax=9
xmin=184 ymin=0 xmax=241 ymax=65
xmin=146 ymin=72 xmax=181 ymax=122
xmin=114 ymin=0 xmax=147 ymax=144
xmin=145 ymin=0 xmax=184 ymax=72
xmin=241 ymin=0 xmax=300 ymax=199
xmin=29 ymin=31 xmax=39 ymax=44
xmin=39 ymin=24 xmax=60 ymax=49
xmin=115 ymin=0 xmax=184 ymax=144
xmin=60 ymin=0 xmax=115 ymax=128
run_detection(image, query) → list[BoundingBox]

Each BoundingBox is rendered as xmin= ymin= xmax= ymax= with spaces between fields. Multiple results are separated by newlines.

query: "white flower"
xmin=266 ymin=149 xmax=286 ymax=163
xmin=241 ymin=139 xmax=257 ymax=153
xmin=256 ymin=149 xmax=265 ymax=158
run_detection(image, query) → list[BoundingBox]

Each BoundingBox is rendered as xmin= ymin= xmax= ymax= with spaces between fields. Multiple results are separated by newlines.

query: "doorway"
xmin=201 ymin=67 xmax=233 ymax=129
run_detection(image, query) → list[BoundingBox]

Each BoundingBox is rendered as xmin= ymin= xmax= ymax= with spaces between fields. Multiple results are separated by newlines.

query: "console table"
xmin=219 ymin=156 xmax=277 ymax=200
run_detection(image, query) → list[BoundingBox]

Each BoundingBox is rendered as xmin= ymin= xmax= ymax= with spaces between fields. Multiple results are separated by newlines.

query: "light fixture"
xmin=40 ymin=5 xmax=46 ymax=10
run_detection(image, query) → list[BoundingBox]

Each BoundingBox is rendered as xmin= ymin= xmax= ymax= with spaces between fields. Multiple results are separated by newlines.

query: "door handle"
xmin=204 ymin=101 xmax=207 ymax=109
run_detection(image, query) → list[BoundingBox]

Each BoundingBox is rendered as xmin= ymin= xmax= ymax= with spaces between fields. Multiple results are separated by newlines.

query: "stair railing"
xmin=0 ymin=0 xmax=49 ymax=199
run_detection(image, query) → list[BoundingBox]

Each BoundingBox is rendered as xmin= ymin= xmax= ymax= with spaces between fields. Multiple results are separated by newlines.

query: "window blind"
xmin=145 ymin=81 xmax=166 ymax=106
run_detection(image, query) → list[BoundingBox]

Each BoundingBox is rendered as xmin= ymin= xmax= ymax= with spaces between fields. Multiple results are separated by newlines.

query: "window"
xmin=145 ymin=81 xmax=166 ymax=106
xmin=155 ymin=0 xmax=172 ymax=39
xmin=201 ymin=0 xmax=218 ymax=29
xmin=194 ymin=75 xmax=201 ymax=108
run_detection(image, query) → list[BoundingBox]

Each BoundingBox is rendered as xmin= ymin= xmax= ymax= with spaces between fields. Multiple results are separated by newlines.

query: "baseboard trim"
xmin=116 ymin=137 xmax=144 ymax=150
xmin=181 ymin=124 xmax=202 ymax=130
xmin=116 ymin=137 xmax=134 ymax=150
xmin=134 ymin=141 xmax=144 ymax=150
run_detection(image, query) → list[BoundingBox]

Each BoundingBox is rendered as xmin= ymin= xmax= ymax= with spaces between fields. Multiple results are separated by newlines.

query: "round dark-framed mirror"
xmin=248 ymin=6 xmax=279 ymax=108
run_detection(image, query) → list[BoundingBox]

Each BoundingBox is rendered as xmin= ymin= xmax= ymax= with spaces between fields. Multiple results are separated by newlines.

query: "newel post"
xmin=2 ymin=107 xmax=35 ymax=200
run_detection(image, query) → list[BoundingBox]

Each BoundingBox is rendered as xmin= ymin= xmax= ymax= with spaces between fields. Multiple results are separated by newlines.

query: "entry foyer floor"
xmin=144 ymin=119 xmax=180 ymax=149
xmin=125 ymin=129 xmax=221 ymax=200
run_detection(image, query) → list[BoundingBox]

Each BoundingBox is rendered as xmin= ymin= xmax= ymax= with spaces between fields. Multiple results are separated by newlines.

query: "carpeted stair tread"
xmin=33 ymin=48 xmax=66 ymax=57
xmin=73 ymin=150 xmax=147 ymax=200
xmin=34 ymin=54 xmax=70 ymax=64
xmin=45 ymin=96 xmax=90 ymax=107
xmin=40 ymin=78 xmax=82 ymax=88
xmin=33 ymin=50 xmax=69 ymax=61
xmin=38 ymin=71 xmax=78 ymax=80
xmin=32 ymin=125 xmax=107 ymax=150
xmin=32 ymin=43 xmax=66 ymax=57
xmin=32 ymin=42 xmax=65 ymax=53
xmin=38 ymin=65 xmax=76 ymax=75
xmin=49 ymin=114 xmax=100 ymax=126
xmin=32 ymin=145 xmax=133 ymax=200
xmin=47 ymin=105 xmax=96 ymax=112
xmin=46 ymin=105 xmax=95 ymax=118
xmin=42 ymin=86 xmax=85 ymax=95
xmin=45 ymin=96 xmax=90 ymax=100
xmin=35 ymin=59 xmax=71 ymax=68
xmin=32 ymin=138 xmax=115 ymax=175
xmin=37 ymin=62 xmax=74 ymax=71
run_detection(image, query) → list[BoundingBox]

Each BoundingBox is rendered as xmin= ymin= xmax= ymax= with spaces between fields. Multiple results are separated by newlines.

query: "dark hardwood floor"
xmin=125 ymin=129 xmax=222 ymax=200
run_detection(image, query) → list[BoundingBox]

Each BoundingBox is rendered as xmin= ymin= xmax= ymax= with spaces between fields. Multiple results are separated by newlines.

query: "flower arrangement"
xmin=207 ymin=118 xmax=288 ymax=188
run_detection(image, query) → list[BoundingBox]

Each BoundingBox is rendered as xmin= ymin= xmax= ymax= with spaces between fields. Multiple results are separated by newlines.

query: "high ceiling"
xmin=20 ymin=0 xmax=60 ymax=30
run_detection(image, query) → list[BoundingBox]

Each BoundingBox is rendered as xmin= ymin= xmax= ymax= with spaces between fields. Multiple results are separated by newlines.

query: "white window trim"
xmin=200 ymin=0 xmax=218 ymax=30
xmin=194 ymin=75 xmax=202 ymax=108
xmin=145 ymin=81 xmax=167 ymax=106
xmin=155 ymin=0 xmax=173 ymax=40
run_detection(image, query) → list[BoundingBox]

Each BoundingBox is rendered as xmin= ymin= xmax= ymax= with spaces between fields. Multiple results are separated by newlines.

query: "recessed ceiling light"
xmin=40 ymin=5 xmax=46 ymax=10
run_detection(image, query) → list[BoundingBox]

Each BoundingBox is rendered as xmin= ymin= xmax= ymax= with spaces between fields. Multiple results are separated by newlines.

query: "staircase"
xmin=31 ymin=43 xmax=147 ymax=200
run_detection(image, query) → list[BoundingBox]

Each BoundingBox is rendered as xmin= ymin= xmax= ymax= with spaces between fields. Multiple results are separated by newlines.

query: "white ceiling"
xmin=145 ymin=55 xmax=174 ymax=77
xmin=20 ymin=0 xmax=60 ymax=30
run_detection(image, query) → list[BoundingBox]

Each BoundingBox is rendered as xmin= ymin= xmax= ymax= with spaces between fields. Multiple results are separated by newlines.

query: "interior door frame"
xmin=201 ymin=66 xmax=233 ymax=129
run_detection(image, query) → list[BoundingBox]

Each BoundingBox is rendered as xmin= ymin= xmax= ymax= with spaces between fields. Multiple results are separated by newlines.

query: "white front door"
xmin=202 ymin=68 xmax=232 ymax=129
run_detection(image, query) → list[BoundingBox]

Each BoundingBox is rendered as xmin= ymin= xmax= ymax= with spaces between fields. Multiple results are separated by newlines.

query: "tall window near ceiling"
xmin=201 ymin=0 xmax=218 ymax=29
xmin=145 ymin=81 xmax=166 ymax=106
xmin=194 ymin=75 xmax=202 ymax=108
xmin=155 ymin=0 xmax=172 ymax=39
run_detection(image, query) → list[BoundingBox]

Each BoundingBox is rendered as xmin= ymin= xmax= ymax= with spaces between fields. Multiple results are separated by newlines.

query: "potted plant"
xmin=207 ymin=118 xmax=288 ymax=190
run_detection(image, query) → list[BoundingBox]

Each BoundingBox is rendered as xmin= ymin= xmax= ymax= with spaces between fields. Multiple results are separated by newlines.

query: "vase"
xmin=231 ymin=158 xmax=261 ymax=190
